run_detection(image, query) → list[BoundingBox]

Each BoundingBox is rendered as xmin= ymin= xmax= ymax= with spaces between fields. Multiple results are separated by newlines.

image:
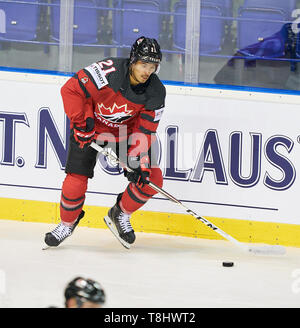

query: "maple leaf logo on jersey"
xmin=97 ymin=103 xmax=133 ymax=123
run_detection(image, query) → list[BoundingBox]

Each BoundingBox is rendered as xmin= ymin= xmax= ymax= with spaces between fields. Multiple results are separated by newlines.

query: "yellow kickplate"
xmin=0 ymin=197 xmax=300 ymax=247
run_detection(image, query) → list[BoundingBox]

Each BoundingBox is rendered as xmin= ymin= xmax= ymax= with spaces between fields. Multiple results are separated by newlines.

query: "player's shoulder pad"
xmin=98 ymin=57 xmax=129 ymax=92
xmin=145 ymin=74 xmax=166 ymax=111
xmin=83 ymin=61 xmax=109 ymax=90
xmin=83 ymin=57 xmax=128 ymax=92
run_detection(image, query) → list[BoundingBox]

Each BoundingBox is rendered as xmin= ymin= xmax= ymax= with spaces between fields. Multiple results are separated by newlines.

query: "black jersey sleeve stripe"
xmin=73 ymin=73 xmax=91 ymax=98
xmin=140 ymin=113 xmax=155 ymax=122
xmin=140 ymin=117 xmax=159 ymax=132
xmin=139 ymin=125 xmax=156 ymax=135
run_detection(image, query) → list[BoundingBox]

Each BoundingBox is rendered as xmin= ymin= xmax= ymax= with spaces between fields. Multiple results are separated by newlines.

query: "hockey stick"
xmin=91 ymin=142 xmax=286 ymax=256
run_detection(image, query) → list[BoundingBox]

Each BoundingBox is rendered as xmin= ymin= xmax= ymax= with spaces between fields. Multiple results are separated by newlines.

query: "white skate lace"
xmin=51 ymin=222 xmax=73 ymax=241
xmin=119 ymin=213 xmax=133 ymax=233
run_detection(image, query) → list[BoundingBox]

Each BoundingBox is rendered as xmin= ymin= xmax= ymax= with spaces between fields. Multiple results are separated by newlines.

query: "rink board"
xmin=0 ymin=70 xmax=300 ymax=247
xmin=1 ymin=197 xmax=300 ymax=247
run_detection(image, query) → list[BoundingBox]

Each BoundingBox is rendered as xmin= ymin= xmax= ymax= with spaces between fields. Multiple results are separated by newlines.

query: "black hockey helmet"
xmin=130 ymin=36 xmax=162 ymax=65
xmin=64 ymin=277 xmax=106 ymax=306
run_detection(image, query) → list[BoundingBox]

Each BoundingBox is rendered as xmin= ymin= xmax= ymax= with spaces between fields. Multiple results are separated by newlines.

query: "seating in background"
xmin=237 ymin=0 xmax=297 ymax=58
xmin=295 ymin=26 xmax=300 ymax=60
xmin=0 ymin=0 xmax=41 ymax=41
xmin=1 ymin=0 xmax=299 ymax=75
xmin=112 ymin=0 xmax=163 ymax=56
xmin=50 ymin=0 xmax=98 ymax=44
xmin=242 ymin=0 xmax=296 ymax=16
xmin=173 ymin=0 xmax=227 ymax=54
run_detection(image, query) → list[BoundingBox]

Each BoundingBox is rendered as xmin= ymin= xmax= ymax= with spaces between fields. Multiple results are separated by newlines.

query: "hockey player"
xmin=64 ymin=277 xmax=106 ymax=308
xmin=44 ymin=36 xmax=166 ymax=248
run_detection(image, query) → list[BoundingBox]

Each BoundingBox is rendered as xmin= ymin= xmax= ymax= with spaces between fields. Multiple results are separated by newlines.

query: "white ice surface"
xmin=0 ymin=220 xmax=300 ymax=308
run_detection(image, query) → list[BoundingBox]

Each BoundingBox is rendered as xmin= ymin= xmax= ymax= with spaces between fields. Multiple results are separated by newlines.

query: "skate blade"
xmin=104 ymin=216 xmax=131 ymax=249
xmin=42 ymin=243 xmax=59 ymax=250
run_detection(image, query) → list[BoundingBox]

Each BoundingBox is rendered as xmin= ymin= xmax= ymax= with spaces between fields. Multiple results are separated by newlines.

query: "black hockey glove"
xmin=72 ymin=117 xmax=96 ymax=149
xmin=124 ymin=154 xmax=151 ymax=187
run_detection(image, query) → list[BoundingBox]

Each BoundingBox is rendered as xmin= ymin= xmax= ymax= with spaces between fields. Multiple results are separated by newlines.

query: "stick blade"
xmin=247 ymin=244 xmax=286 ymax=256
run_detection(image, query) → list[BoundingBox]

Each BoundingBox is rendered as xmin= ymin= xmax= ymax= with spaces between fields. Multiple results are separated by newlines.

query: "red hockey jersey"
xmin=61 ymin=57 xmax=166 ymax=154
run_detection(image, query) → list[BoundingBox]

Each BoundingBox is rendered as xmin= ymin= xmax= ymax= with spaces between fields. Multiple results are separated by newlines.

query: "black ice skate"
xmin=104 ymin=203 xmax=135 ymax=249
xmin=43 ymin=210 xmax=85 ymax=249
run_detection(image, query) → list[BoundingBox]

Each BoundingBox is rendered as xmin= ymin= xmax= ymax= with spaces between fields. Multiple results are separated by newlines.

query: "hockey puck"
xmin=222 ymin=261 xmax=234 ymax=267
